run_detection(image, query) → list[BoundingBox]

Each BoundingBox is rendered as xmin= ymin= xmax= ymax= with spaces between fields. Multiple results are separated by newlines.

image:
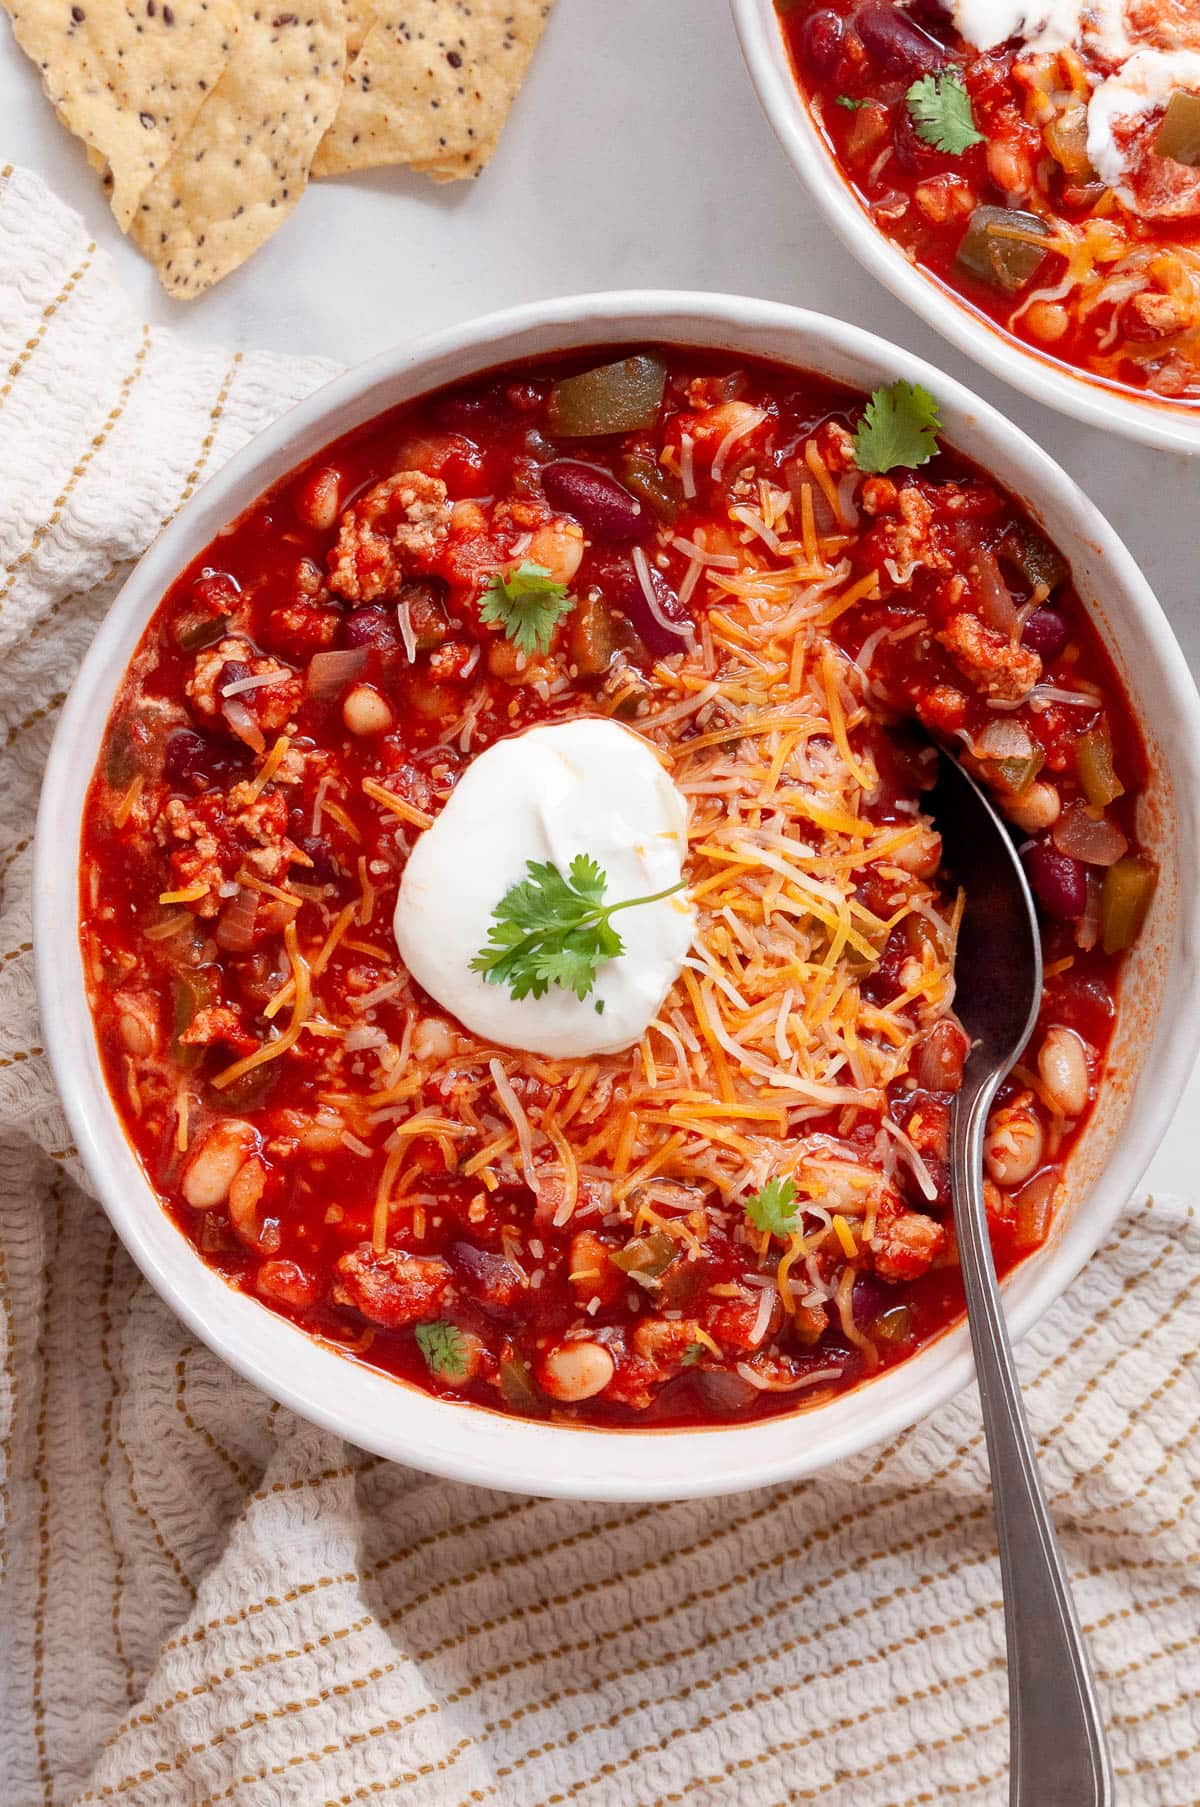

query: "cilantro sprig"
xmin=471 ymin=854 xmax=687 ymax=1006
xmin=906 ymin=70 xmax=984 ymax=155
xmin=479 ymin=560 xmax=573 ymax=657
xmin=415 ymin=1320 xmax=469 ymax=1380
xmin=853 ymin=380 xmax=942 ymax=474
xmin=835 ymin=95 xmax=869 ymax=110
xmin=745 ymin=1175 xmax=802 ymax=1240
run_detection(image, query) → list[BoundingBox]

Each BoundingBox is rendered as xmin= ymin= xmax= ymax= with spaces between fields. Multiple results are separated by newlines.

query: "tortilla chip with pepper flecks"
xmin=3 ymin=0 xmax=241 ymax=230
xmin=312 ymin=0 xmax=554 ymax=181
xmin=130 ymin=0 xmax=346 ymax=299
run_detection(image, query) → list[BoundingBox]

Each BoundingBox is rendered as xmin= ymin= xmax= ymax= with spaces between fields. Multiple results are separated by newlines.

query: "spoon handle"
xmin=953 ymin=1078 xmax=1113 ymax=1807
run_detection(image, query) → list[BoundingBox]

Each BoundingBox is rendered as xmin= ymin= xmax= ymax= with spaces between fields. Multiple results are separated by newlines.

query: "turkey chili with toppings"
xmin=781 ymin=0 xmax=1200 ymax=400
xmin=80 ymin=349 xmax=1154 ymax=1427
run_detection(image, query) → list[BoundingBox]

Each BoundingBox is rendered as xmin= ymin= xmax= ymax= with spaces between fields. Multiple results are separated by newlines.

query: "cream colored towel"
xmin=0 ymin=162 xmax=1197 ymax=1807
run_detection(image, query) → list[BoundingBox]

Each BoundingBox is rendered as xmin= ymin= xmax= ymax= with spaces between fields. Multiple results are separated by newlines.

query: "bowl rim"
xmin=729 ymin=0 xmax=1200 ymax=458
xmin=35 ymin=288 xmax=1200 ymax=1501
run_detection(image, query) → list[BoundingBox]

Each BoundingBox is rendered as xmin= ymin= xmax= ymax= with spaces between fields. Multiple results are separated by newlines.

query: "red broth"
xmin=779 ymin=1 xmax=1200 ymax=402
xmin=80 ymin=348 xmax=1152 ymax=1428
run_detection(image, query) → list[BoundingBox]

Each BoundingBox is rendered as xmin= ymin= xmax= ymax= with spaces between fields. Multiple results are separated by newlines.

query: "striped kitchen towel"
xmin=0 ymin=163 xmax=1197 ymax=1807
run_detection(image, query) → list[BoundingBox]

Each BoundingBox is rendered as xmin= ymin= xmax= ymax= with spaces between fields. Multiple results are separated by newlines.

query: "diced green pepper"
xmin=171 ymin=970 xmax=214 ymax=1069
xmin=609 ymin=1228 xmax=677 ymax=1286
xmin=1076 ymin=722 xmax=1124 ymax=808
xmin=548 ymin=355 xmax=668 ymax=437
xmin=1100 ymin=856 xmax=1156 ymax=955
xmin=998 ymin=523 xmax=1068 ymax=594
xmin=873 ymin=1304 xmax=913 ymax=1345
xmin=498 ymin=1353 xmax=548 ymax=1417
xmin=957 ymin=206 xmax=1052 ymax=296
xmin=621 ymin=448 xmax=683 ymax=521
xmin=568 ymin=593 xmax=622 ymax=676
xmin=1154 ymin=91 xmax=1200 ymax=168
xmin=991 ymin=751 xmax=1045 ymax=796
xmin=104 ymin=719 xmax=138 ymax=787
xmin=176 ymin=612 xmax=231 ymax=651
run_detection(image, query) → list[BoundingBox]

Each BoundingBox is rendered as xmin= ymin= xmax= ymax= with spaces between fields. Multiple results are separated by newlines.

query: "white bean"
xmin=984 ymin=1103 xmax=1044 ymax=1187
xmin=538 ymin=1340 xmax=614 ymax=1402
xmin=182 ymin=1119 xmax=257 ymax=1209
xmin=525 ymin=518 xmax=584 ymax=585
xmin=342 ymin=683 xmax=394 ymax=736
xmin=1006 ymin=781 xmax=1060 ymax=833
xmin=1038 ymin=1027 xmax=1090 ymax=1119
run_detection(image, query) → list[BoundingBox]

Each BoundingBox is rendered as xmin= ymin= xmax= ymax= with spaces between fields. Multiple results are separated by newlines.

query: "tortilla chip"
xmin=130 ymin=0 xmax=346 ymax=299
xmin=3 ymin=0 xmax=241 ymax=230
xmin=343 ymin=0 xmax=373 ymax=57
xmin=312 ymin=0 xmax=553 ymax=180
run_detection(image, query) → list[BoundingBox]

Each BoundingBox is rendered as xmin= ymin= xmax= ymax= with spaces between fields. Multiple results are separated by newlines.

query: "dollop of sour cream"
xmin=393 ymin=719 xmax=694 ymax=1059
xmin=948 ymin=0 xmax=1132 ymax=58
xmin=1088 ymin=47 xmax=1200 ymax=191
xmin=949 ymin=0 xmax=1199 ymax=209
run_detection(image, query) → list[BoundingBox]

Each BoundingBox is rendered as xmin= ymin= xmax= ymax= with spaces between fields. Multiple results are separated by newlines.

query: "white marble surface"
xmin=2 ymin=0 xmax=1197 ymax=1191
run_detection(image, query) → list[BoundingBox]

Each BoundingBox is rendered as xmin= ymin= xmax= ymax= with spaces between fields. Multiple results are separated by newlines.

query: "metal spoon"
xmin=926 ymin=750 xmax=1113 ymax=1807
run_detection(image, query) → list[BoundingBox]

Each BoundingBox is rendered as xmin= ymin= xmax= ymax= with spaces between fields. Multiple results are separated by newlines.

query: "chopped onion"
xmin=215 ymin=886 xmax=259 ymax=953
xmin=835 ymin=473 xmax=860 ymax=527
xmin=972 ymin=546 xmax=1019 ymax=636
xmin=305 ymin=647 xmax=368 ymax=700
xmin=396 ymin=598 xmax=418 ymax=664
xmin=1052 ymin=802 xmax=1128 ymax=867
xmin=1076 ymin=869 xmax=1102 ymax=951
xmin=221 ymin=695 xmax=265 ymax=754
xmin=975 ymin=719 xmax=1034 ymax=762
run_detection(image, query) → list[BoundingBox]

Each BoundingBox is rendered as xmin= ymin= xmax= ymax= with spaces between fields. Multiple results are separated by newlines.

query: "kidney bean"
xmin=429 ymin=390 xmax=500 ymax=434
xmin=855 ymin=3 xmax=949 ymax=76
xmin=452 ymin=1243 xmax=524 ymax=1314
xmin=341 ymin=604 xmax=402 ymax=654
xmin=542 ymin=461 xmax=647 ymax=544
xmin=797 ymin=8 xmax=845 ymax=77
xmin=911 ymin=1019 xmax=969 ymax=1092
xmin=1020 ymin=607 xmax=1069 ymax=661
xmin=290 ymin=833 xmax=340 ymax=886
xmin=892 ymin=103 xmax=952 ymax=175
xmin=163 ymin=728 xmax=246 ymax=791
xmin=851 ymin=1273 xmax=889 ymax=1328
xmin=590 ymin=552 xmax=690 ymax=656
xmin=691 ymin=1369 xmax=759 ymax=1415
xmin=1024 ymin=838 xmax=1087 ymax=919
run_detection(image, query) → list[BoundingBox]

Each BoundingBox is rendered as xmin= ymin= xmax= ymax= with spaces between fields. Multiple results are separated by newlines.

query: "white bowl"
xmin=731 ymin=0 xmax=1200 ymax=457
xmin=35 ymin=292 xmax=1200 ymax=1500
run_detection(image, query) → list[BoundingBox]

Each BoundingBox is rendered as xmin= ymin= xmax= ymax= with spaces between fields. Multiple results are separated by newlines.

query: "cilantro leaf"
xmin=853 ymin=381 xmax=942 ymax=474
xmin=471 ymin=857 xmax=687 ymax=1004
xmin=478 ymin=560 xmax=573 ymax=657
xmin=836 ymin=95 xmax=869 ymax=110
xmin=680 ymin=1341 xmax=706 ymax=1367
xmin=745 ymin=1175 xmax=802 ymax=1239
xmin=906 ymin=70 xmax=984 ymax=156
xmin=415 ymin=1320 xmax=469 ymax=1380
